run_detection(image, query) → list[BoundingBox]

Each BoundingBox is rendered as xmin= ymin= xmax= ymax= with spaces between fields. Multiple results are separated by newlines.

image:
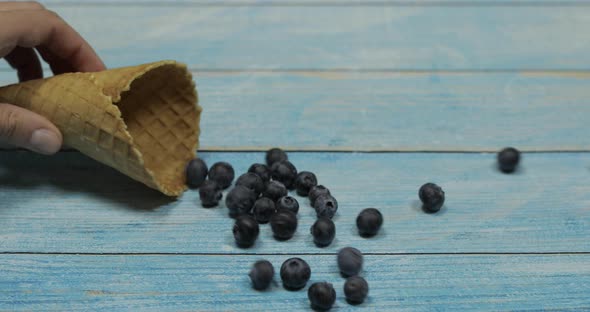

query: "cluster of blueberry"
xmin=186 ymin=148 xmax=352 ymax=247
xmin=248 ymin=247 xmax=369 ymax=310
xmin=184 ymin=146 xmax=521 ymax=310
xmin=185 ymin=148 xmax=380 ymax=310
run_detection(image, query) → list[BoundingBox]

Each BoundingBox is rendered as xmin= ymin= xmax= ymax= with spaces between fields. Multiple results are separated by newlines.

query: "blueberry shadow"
xmin=251 ymin=284 xmax=275 ymax=293
xmin=411 ymin=200 xmax=447 ymax=216
xmin=358 ymin=232 xmax=379 ymax=239
xmin=350 ymin=221 xmax=385 ymax=239
xmin=283 ymin=284 xmax=306 ymax=292
xmin=342 ymin=294 xmax=371 ymax=307
xmin=340 ymin=272 xmax=353 ymax=279
xmin=0 ymin=151 xmax=175 ymax=211
xmin=235 ymin=242 xmax=257 ymax=249
xmin=313 ymin=241 xmax=334 ymax=248
xmin=310 ymin=304 xmax=333 ymax=311
xmin=345 ymin=299 xmax=365 ymax=306
xmin=273 ymin=234 xmax=295 ymax=242
xmin=490 ymin=163 xmax=525 ymax=175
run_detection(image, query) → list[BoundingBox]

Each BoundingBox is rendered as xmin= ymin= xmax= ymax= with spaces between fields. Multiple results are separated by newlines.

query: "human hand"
xmin=0 ymin=1 xmax=105 ymax=154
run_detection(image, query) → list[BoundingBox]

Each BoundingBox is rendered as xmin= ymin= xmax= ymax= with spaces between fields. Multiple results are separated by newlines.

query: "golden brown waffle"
xmin=0 ymin=60 xmax=201 ymax=196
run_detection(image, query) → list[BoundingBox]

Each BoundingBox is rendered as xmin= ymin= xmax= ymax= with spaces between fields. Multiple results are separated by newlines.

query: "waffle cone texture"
xmin=0 ymin=60 xmax=201 ymax=196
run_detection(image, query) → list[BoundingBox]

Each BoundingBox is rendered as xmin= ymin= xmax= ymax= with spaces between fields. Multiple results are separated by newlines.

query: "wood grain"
xmin=1 ymin=151 xmax=588 ymax=254
xmin=0 ymin=1 xmax=586 ymax=311
xmin=1 ymin=254 xmax=588 ymax=311
xmin=1 ymin=6 xmax=590 ymax=70
xmin=1 ymin=72 xmax=589 ymax=151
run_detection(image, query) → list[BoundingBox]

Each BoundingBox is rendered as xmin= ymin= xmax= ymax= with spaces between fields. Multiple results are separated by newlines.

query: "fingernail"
xmin=29 ymin=129 xmax=61 ymax=155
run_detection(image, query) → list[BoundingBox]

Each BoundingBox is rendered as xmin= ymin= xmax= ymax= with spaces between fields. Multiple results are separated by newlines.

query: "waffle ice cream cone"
xmin=0 ymin=60 xmax=201 ymax=197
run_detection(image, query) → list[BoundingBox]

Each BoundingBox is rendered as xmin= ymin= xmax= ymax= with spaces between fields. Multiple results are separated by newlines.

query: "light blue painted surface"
xmin=193 ymin=72 xmax=590 ymax=151
xmin=1 ymin=1 xmax=588 ymax=310
xmin=1 ymin=72 xmax=589 ymax=151
xmin=1 ymin=151 xmax=589 ymax=254
xmin=1 ymin=254 xmax=589 ymax=311
xmin=1 ymin=6 xmax=590 ymax=70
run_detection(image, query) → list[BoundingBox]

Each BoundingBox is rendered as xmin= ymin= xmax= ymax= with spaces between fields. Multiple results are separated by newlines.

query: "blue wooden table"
xmin=1 ymin=1 xmax=590 ymax=310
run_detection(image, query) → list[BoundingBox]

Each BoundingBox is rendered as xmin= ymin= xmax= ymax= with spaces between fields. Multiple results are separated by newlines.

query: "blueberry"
xmin=310 ymin=218 xmax=335 ymax=247
xmin=249 ymin=260 xmax=274 ymax=290
xmin=308 ymin=282 xmax=336 ymax=311
xmin=276 ymin=196 xmax=299 ymax=214
xmin=248 ymin=163 xmax=271 ymax=184
xmin=208 ymin=162 xmax=235 ymax=189
xmin=226 ymin=185 xmax=257 ymax=217
xmin=271 ymin=160 xmax=298 ymax=189
xmin=232 ymin=215 xmax=259 ymax=248
xmin=236 ymin=172 xmax=265 ymax=195
xmin=198 ymin=180 xmax=222 ymax=208
xmin=262 ymin=181 xmax=288 ymax=201
xmin=252 ymin=197 xmax=277 ymax=224
xmin=419 ymin=183 xmax=445 ymax=213
xmin=185 ymin=158 xmax=208 ymax=188
xmin=280 ymin=257 xmax=311 ymax=290
xmin=270 ymin=210 xmax=298 ymax=241
xmin=343 ymin=276 xmax=369 ymax=305
xmin=266 ymin=147 xmax=288 ymax=166
xmin=309 ymin=185 xmax=331 ymax=207
xmin=356 ymin=208 xmax=383 ymax=237
xmin=295 ymin=171 xmax=318 ymax=196
xmin=497 ymin=147 xmax=520 ymax=173
xmin=313 ymin=194 xmax=338 ymax=219
xmin=337 ymin=247 xmax=363 ymax=277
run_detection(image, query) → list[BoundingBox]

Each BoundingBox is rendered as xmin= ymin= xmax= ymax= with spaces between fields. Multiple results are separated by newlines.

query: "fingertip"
xmin=79 ymin=51 xmax=107 ymax=72
xmin=0 ymin=103 xmax=63 ymax=155
xmin=29 ymin=128 xmax=62 ymax=155
xmin=89 ymin=59 xmax=107 ymax=72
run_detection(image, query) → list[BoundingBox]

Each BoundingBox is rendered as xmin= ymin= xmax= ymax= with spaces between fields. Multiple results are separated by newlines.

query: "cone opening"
xmin=115 ymin=63 xmax=199 ymax=195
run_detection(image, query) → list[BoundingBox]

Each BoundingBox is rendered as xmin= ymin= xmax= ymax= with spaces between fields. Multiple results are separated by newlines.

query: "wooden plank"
xmin=1 ymin=6 xmax=590 ymax=70
xmin=0 ymin=151 xmax=588 ymax=254
xmin=0 ymin=254 xmax=588 ymax=311
xmin=194 ymin=71 xmax=590 ymax=151
xmin=1 ymin=71 xmax=589 ymax=151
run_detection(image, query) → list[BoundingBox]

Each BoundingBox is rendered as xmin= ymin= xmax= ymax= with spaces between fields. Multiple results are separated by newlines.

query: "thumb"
xmin=0 ymin=103 xmax=62 ymax=155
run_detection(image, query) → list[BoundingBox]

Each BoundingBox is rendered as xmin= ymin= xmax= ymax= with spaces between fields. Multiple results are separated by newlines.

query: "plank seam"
xmin=5 ymin=69 xmax=590 ymax=74
xmin=191 ymin=68 xmax=590 ymax=73
xmin=3 ymin=149 xmax=590 ymax=153
xmin=1 ymin=252 xmax=589 ymax=256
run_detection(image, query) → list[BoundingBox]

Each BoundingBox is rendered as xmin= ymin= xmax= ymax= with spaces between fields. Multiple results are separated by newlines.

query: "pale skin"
xmin=0 ymin=1 xmax=105 ymax=154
